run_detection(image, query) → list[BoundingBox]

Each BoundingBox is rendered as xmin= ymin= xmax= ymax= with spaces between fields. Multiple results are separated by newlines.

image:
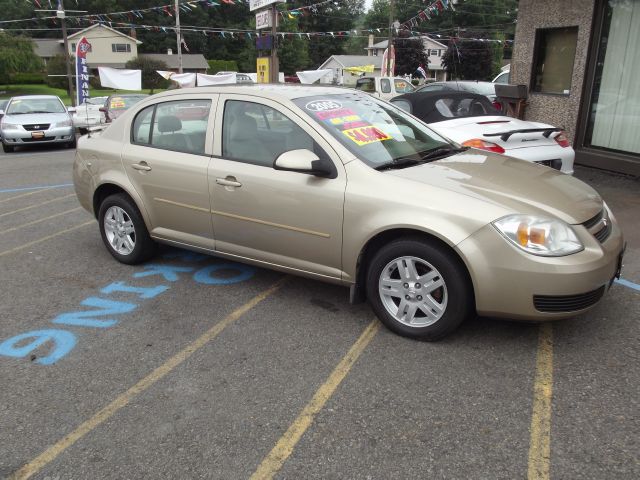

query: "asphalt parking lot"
xmin=0 ymin=145 xmax=638 ymax=480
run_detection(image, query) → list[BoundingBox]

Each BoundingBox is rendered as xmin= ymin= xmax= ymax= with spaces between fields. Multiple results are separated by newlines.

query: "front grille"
xmin=581 ymin=209 xmax=611 ymax=244
xmin=535 ymin=159 xmax=562 ymax=170
xmin=582 ymin=210 xmax=604 ymax=229
xmin=22 ymin=124 xmax=50 ymax=131
xmin=593 ymin=221 xmax=612 ymax=243
xmin=21 ymin=136 xmax=55 ymax=142
xmin=533 ymin=286 xmax=606 ymax=313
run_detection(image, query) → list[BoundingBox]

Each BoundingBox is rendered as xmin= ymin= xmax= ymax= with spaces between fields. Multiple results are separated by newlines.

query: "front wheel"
xmin=98 ymin=193 xmax=156 ymax=265
xmin=2 ymin=143 xmax=14 ymax=153
xmin=366 ymin=238 xmax=474 ymax=341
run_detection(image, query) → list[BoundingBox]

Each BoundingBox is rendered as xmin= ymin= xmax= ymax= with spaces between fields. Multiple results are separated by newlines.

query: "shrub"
xmin=125 ymin=56 xmax=170 ymax=93
xmin=46 ymin=54 xmax=74 ymax=89
xmin=9 ymin=72 xmax=46 ymax=84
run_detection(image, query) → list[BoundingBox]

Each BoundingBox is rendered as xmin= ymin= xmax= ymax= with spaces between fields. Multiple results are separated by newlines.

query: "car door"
xmin=122 ymin=96 xmax=216 ymax=250
xmin=209 ymin=95 xmax=346 ymax=280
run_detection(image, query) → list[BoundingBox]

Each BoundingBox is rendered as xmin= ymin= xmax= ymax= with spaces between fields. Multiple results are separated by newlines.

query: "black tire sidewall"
xmin=98 ymin=193 xmax=155 ymax=265
xmin=366 ymin=238 xmax=473 ymax=341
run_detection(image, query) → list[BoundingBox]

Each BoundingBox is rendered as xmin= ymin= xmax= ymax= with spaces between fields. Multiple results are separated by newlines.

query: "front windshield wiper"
xmin=28 ymin=111 xmax=58 ymax=114
xmin=419 ymin=146 xmax=469 ymax=161
xmin=375 ymin=147 xmax=469 ymax=171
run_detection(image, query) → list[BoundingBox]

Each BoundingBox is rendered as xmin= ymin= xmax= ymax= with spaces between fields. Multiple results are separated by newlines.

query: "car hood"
xmin=2 ymin=113 xmax=70 ymax=125
xmin=384 ymin=151 xmax=601 ymax=224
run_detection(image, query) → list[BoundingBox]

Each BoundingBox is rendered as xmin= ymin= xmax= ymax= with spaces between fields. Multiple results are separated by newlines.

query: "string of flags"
xmin=400 ymin=0 xmax=455 ymax=31
xmin=280 ymin=0 xmax=335 ymax=20
xmin=3 ymin=0 xmax=236 ymax=25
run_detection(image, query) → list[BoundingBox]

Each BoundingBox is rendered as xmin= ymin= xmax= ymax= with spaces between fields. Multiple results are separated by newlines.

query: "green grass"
xmin=0 ymin=84 xmax=166 ymax=105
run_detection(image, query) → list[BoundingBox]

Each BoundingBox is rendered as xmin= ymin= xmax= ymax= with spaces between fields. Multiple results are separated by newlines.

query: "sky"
xmin=365 ymin=0 xmax=373 ymax=12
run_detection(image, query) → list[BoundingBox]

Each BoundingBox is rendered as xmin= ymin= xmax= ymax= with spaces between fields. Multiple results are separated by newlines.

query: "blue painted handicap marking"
xmin=0 ymin=330 xmax=76 ymax=366
xmin=615 ymin=278 xmax=640 ymax=292
xmin=0 ymin=251 xmax=257 ymax=365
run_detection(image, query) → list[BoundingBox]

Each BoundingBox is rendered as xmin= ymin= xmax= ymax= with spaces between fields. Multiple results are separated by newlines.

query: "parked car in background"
xmin=391 ymin=91 xmax=574 ymax=174
xmin=492 ymin=66 xmax=511 ymax=84
xmin=73 ymin=86 xmax=623 ymax=341
xmin=0 ymin=99 xmax=8 ymax=140
xmin=214 ymin=71 xmax=254 ymax=84
xmin=417 ymin=81 xmax=500 ymax=107
xmin=355 ymin=76 xmax=415 ymax=101
xmin=72 ymin=96 xmax=108 ymax=133
xmin=0 ymin=95 xmax=75 ymax=153
xmin=101 ymin=94 xmax=148 ymax=123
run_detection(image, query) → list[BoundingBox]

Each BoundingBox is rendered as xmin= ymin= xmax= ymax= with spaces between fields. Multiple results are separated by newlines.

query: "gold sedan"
xmin=73 ymin=86 xmax=625 ymax=340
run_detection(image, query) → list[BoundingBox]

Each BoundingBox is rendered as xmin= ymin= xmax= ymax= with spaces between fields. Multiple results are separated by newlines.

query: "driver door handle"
xmin=131 ymin=162 xmax=152 ymax=172
xmin=216 ymin=177 xmax=242 ymax=188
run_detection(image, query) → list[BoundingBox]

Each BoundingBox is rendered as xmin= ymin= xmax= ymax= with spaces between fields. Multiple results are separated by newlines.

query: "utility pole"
xmin=175 ymin=0 xmax=183 ymax=73
xmin=270 ymin=3 xmax=279 ymax=83
xmin=58 ymin=1 xmax=76 ymax=106
xmin=386 ymin=0 xmax=394 ymax=77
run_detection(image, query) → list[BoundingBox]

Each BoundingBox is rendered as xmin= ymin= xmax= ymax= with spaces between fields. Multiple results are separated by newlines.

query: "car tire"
xmin=366 ymin=237 xmax=474 ymax=341
xmin=67 ymin=137 xmax=77 ymax=149
xmin=98 ymin=193 xmax=157 ymax=265
xmin=2 ymin=143 xmax=14 ymax=153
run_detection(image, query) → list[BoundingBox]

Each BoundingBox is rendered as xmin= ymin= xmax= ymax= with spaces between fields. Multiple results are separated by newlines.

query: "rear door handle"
xmin=216 ymin=177 xmax=242 ymax=188
xmin=131 ymin=162 xmax=152 ymax=172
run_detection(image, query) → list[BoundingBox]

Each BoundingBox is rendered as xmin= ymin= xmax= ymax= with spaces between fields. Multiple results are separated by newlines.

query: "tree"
xmin=125 ymin=56 xmax=169 ymax=93
xmin=0 ymin=34 xmax=43 ymax=85
xmin=394 ymin=36 xmax=429 ymax=77
xmin=46 ymin=55 xmax=74 ymax=89
xmin=442 ymin=35 xmax=494 ymax=80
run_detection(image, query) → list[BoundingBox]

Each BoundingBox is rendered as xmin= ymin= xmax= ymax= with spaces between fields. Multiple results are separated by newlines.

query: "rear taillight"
xmin=554 ymin=131 xmax=571 ymax=148
xmin=492 ymin=101 xmax=502 ymax=111
xmin=462 ymin=139 xmax=505 ymax=154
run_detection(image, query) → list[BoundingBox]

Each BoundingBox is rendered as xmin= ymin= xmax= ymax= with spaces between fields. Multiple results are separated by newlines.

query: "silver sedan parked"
xmin=0 ymin=95 xmax=76 ymax=153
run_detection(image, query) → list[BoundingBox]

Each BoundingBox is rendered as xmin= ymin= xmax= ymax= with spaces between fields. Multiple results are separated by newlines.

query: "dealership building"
xmin=512 ymin=0 xmax=639 ymax=176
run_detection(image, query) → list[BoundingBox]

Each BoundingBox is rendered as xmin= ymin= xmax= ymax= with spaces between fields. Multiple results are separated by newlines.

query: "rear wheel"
xmin=366 ymin=237 xmax=474 ymax=341
xmin=66 ymin=137 xmax=77 ymax=149
xmin=2 ymin=143 xmax=14 ymax=153
xmin=98 ymin=193 xmax=156 ymax=265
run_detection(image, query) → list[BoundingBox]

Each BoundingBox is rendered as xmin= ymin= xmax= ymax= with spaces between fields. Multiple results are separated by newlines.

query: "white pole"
xmin=175 ymin=0 xmax=183 ymax=74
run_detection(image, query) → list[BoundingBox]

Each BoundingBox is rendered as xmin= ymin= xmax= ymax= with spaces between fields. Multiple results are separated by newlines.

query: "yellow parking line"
xmin=8 ymin=277 xmax=288 ymax=480
xmin=0 ymin=188 xmax=51 ymax=205
xmin=0 ymin=220 xmax=94 ymax=258
xmin=0 ymin=207 xmax=82 ymax=235
xmin=0 ymin=193 xmax=76 ymax=218
xmin=527 ymin=323 xmax=554 ymax=480
xmin=250 ymin=320 xmax=380 ymax=480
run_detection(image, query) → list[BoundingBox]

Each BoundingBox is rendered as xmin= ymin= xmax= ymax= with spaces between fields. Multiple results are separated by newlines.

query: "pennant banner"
xmin=75 ymin=36 xmax=92 ymax=105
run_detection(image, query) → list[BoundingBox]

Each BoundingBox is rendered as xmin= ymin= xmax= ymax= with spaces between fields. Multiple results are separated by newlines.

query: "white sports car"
xmin=391 ymin=91 xmax=574 ymax=174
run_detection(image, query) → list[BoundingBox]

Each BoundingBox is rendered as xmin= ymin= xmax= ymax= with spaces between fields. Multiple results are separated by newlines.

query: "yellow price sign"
xmin=342 ymin=126 xmax=392 ymax=146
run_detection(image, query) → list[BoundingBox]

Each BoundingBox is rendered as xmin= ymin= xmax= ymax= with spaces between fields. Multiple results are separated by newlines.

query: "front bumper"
xmin=2 ymin=126 xmax=74 ymax=145
xmin=456 ymin=218 xmax=624 ymax=320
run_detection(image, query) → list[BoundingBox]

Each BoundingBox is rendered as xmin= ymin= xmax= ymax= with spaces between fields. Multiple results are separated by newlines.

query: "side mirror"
xmin=67 ymin=107 xmax=76 ymax=113
xmin=99 ymin=107 xmax=107 ymax=113
xmin=0 ymin=110 xmax=5 ymax=116
xmin=273 ymin=149 xmax=336 ymax=178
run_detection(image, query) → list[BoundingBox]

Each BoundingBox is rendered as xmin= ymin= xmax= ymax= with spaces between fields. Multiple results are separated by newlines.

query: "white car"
xmin=391 ymin=91 xmax=574 ymax=174
xmin=72 ymin=96 xmax=108 ymax=133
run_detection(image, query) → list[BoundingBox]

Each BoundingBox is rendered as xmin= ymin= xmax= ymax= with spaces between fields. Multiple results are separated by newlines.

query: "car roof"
xmin=9 ymin=95 xmax=63 ymax=100
xmin=147 ymin=84 xmax=355 ymax=102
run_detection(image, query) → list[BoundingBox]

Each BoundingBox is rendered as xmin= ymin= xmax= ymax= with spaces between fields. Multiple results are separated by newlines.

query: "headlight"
xmin=54 ymin=119 xmax=73 ymax=128
xmin=493 ymin=214 xmax=583 ymax=256
xmin=1 ymin=123 xmax=19 ymax=131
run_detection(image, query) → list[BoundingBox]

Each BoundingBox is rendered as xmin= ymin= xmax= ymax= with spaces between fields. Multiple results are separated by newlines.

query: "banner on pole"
xmin=98 ymin=67 xmax=142 ymax=91
xmin=75 ymin=37 xmax=92 ymax=106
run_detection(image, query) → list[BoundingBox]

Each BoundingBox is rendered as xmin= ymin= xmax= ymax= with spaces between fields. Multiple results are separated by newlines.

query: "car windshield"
xmin=6 ymin=97 xmax=66 ymax=115
xmin=109 ymin=96 xmax=147 ymax=110
xmin=293 ymin=93 xmax=453 ymax=168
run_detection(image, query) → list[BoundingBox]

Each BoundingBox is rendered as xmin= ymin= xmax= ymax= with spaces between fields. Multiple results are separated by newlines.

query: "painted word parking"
xmin=0 ymin=251 xmax=255 ymax=365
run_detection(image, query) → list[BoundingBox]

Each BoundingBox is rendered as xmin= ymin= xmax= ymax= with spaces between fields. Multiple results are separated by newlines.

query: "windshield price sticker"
xmin=343 ymin=126 xmax=392 ymax=146
xmin=110 ymin=98 xmax=125 ymax=109
xmin=313 ymin=108 xmax=357 ymax=121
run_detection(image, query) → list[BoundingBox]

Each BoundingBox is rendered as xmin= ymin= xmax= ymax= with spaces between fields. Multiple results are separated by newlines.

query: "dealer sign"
xmin=249 ymin=0 xmax=286 ymax=12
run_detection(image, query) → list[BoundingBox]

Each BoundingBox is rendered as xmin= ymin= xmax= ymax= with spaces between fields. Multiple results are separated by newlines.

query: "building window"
xmin=71 ymin=43 xmax=76 ymax=51
xmin=112 ymin=43 xmax=131 ymax=53
xmin=531 ymin=27 xmax=578 ymax=95
xmin=431 ymin=49 xmax=439 ymax=56
xmin=585 ymin=0 xmax=640 ymax=156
